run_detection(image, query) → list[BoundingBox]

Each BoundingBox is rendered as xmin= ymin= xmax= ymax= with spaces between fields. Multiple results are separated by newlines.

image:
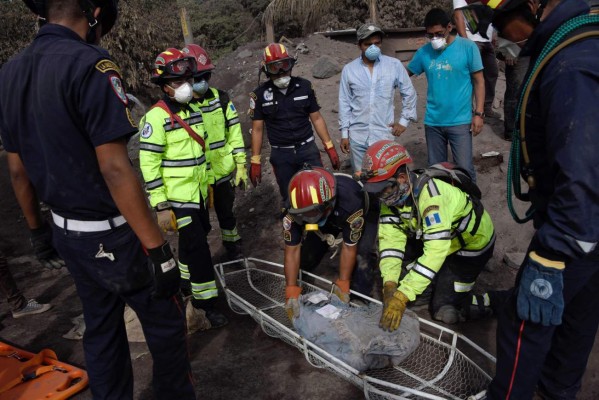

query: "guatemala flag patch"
xmin=425 ymin=212 xmax=442 ymax=227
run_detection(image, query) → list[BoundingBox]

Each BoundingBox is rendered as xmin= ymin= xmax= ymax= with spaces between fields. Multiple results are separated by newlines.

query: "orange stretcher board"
xmin=0 ymin=342 xmax=88 ymax=400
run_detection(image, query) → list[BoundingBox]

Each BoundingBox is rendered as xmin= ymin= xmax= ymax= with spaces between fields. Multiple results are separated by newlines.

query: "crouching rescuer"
xmin=360 ymin=140 xmax=496 ymax=329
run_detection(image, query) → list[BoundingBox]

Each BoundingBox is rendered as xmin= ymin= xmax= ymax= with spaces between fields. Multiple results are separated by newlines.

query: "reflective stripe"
xmin=423 ymin=230 xmax=451 ymax=240
xmin=222 ymin=226 xmax=241 ymax=242
xmin=51 ymin=211 xmax=126 ymax=233
xmin=380 ymin=216 xmax=400 ymax=224
xmin=400 ymin=212 xmax=411 ymax=219
xmin=227 ymin=117 xmax=240 ymax=126
xmin=426 ymin=179 xmax=440 ymax=197
xmin=177 ymin=216 xmax=193 ymax=229
xmin=454 ymin=212 xmax=472 ymax=235
xmin=145 ymin=178 xmax=164 ymax=190
xmin=454 ymin=281 xmax=475 ymax=293
xmin=192 ymin=280 xmax=218 ymax=300
xmin=192 ymin=280 xmax=217 ymax=291
xmin=209 ymin=140 xmax=226 ymax=150
xmin=178 ymin=261 xmax=190 ymax=280
xmin=161 ymin=155 xmax=206 ymax=167
xmin=170 ymin=201 xmax=202 ymax=209
xmin=380 ymin=249 xmax=404 ymax=260
xmin=472 ymin=293 xmax=491 ymax=306
xmin=214 ymin=172 xmax=233 ymax=185
xmin=199 ymin=103 xmax=221 ymax=113
xmin=412 ymin=263 xmax=436 ymax=280
xmin=164 ymin=113 xmax=203 ymax=131
xmin=577 ymin=240 xmax=597 ymax=254
xmin=456 ymin=232 xmax=496 ymax=256
xmin=232 ymin=148 xmax=245 ymax=154
xmin=139 ymin=143 xmax=165 ymax=153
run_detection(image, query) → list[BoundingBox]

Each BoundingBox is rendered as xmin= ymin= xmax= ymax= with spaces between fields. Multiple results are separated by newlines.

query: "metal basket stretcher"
xmin=214 ymin=258 xmax=496 ymax=400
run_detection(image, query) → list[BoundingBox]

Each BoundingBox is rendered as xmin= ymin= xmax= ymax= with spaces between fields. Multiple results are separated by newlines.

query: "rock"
xmin=312 ymin=55 xmax=342 ymax=79
xmin=296 ymin=42 xmax=309 ymax=54
xmin=237 ymin=49 xmax=253 ymax=59
xmin=503 ymin=252 xmax=526 ymax=270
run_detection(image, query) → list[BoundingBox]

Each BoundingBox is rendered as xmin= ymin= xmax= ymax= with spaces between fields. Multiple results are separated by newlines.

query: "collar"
xmin=161 ymin=95 xmax=194 ymax=114
xmin=36 ymin=23 xmax=84 ymax=42
xmin=265 ymin=76 xmax=299 ymax=95
xmin=521 ymin=0 xmax=590 ymax=59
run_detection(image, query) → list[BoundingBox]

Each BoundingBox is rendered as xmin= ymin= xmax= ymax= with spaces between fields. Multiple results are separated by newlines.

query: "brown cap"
xmin=356 ymin=23 xmax=383 ymax=41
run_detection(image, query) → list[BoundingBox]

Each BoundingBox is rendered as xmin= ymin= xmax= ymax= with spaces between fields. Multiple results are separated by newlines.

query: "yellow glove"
xmin=235 ymin=163 xmax=249 ymax=190
xmin=156 ymin=209 xmax=177 ymax=232
xmin=285 ymin=285 xmax=302 ymax=321
xmin=332 ymin=278 xmax=350 ymax=304
xmin=380 ymin=282 xmax=409 ymax=332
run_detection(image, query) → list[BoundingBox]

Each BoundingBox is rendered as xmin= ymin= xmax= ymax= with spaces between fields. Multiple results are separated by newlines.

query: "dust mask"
xmin=496 ymin=37 xmax=525 ymax=59
xmin=193 ymin=79 xmax=210 ymax=96
xmin=273 ymin=76 xmax=291 ymax=89
xmin=431 ymin=37 xmax=447 ymax=51
xmin=364 ymin=44 xmax=381 ymax=61
xmin=169 ymin=82 xmax=193 ymax=104
xmin=381 ymin=182 xmax=411 ymax=207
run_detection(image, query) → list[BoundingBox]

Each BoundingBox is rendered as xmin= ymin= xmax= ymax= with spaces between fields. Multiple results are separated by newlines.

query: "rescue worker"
xmin=139 ymin=48 xmax=227 ymax=329
xmin=468 ymin=0 xmax=599 ymax=398
xmin=283 ymin=165 xmax=377 ymax=320
xmin=183 ymin=44 xmax=247 ymax=260
xmin=249 ymin=43 xmax=340 ymax=211
xmin=0 ymin=1 xmax=195 ymax=399
xmin=360 ymin=140 xmax=496 ymax=329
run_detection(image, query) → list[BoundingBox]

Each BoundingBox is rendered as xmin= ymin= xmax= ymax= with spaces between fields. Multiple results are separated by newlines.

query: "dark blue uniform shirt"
xmin=519 ymin=0 xmax=599 ymax=260
xmin=283 ymin=174 xmax=367 ymax=246
xmin=249 ymin=77 xmax=320 ymax=146
xmin=0 ymin=24 xmax=137 ymax=220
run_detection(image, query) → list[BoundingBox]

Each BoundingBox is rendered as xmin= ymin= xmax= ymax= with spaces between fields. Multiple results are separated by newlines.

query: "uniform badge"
xmin=346 ymin=209 xmax=364 ymax=225
xmin=422 ymin=205 xmax=439 ymax=217
xmin=109 ymin=75 xmax=128 ymax=105
xmin=283 ymin=230 xmax=291 ymax=242
xmin=141 ymin=122 xmax=153 ymax=139
xmin=350 ymin=230 xmax=362 ymax=243
xmin=198 ymin=54 xmax=208 ymax=66
xmin=349 ymin=216 xmax=364 ymax=231
xmin=264 ymin=90 xmax=273 ymax=101
xmin=126 ymin=108 xmax=137 ymax=128
xmin=424 ymin=212 xmax=442 ymax=227
xmin=229 ymin=103 xmax=236 ymax=112
xmin=249 ymin=98 xmax=256 ymax=110
xmin=283 ymin=215 xmax=293 ymax=231
xmin=95 ymin=59 xmax=121 ymax=75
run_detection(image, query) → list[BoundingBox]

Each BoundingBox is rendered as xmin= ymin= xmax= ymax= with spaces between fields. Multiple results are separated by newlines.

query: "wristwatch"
xmin=473 ymin=110 xmax=485 ymax=118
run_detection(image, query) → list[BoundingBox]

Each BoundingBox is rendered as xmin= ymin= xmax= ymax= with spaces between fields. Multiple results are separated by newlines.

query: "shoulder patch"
xmin=109 ymin=75 xmax=128 ymax=105
xmin=283 ymin=215 xmax=293 ymax=231
xmin=346 ymin=209 xmax=364 ymax=225
xmin=249 ymin=97 xmax=256 ymax=110
xmin=424 ymin=212 xmax=442 ymax=227
xmin=283 ymin=230 xmax=291 ymax=242
xmin=422 ymin=205 xmax=439 ymax=217
xmin=141 ymin=122 xmax=153 ymax=139
xmin=126 ymin=108 xmax=137 ymax=128
xmin=95 ymin=59 xmax=121 ymax=75
xmin=350 ymin=230 xmax=362 ymax=243
xmin=249 ymin=92 xmax=257 ymax=100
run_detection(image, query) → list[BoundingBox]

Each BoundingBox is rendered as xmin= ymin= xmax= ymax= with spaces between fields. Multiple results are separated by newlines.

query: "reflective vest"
xmin=190 ymin=88 xmax=245 ymax=185
xmin=378 ymin=178 xmax=494 ymax=301
xmin=138 ymin=104 xmax=209 ymax=208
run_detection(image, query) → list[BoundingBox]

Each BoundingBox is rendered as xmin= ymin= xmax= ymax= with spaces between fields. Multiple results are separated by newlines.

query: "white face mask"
xmin=431 ymin=37 xmax=447 ymax=51
xmin=169 ymin=82 xmax=193 ymax=104
xmin=496 ymin=37 xmax=524 ymax=59
xmin=273 ymin=76 xmax=291 ymax=89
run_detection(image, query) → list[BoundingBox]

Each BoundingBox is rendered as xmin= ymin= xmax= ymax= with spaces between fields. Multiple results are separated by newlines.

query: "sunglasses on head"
xmin=265 ymin=59 xmax=294 ymax=75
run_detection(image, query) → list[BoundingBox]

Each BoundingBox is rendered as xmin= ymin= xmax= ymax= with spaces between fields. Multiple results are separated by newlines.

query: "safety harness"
xmin=507 ymin=14 xmax=599 ymax=223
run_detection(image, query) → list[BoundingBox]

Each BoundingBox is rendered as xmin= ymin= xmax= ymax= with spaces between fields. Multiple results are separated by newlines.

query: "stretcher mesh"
xmin=215 ymin=259 xmax=495 ymax=400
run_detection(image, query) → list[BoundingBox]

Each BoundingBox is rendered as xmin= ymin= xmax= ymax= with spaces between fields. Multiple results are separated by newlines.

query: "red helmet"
xmin=150 ymin=48 xmax=196 ymax=84
xmin=466 ymin=0 xmax=530 ymax=11
xmin=288 ymin=166 xmax=336 ymax=225
xmin=261 ymin=43 xmax=296 ymax=75
xmin=181 ymin=44 xmax=215 ymax=76
xmin=361 ymin=140 xmax=412 ymax=194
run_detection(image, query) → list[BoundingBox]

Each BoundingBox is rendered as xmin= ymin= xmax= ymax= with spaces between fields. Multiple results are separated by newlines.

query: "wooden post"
xmin=265 ymin=15 xmax=274 ymax=43
xmin=369 ymin=0 xmax=378 ymax=25
xmin=180 ymin=8 xmax=194 ymax=45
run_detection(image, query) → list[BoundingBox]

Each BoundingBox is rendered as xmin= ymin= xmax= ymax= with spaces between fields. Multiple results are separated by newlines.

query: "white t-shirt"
xmin=453 ymin=0 xmax=494 ymax=43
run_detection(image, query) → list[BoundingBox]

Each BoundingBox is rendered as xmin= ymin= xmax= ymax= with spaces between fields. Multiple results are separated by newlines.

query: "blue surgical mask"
xmin=193 ymin=79 xmax=209 ymax=96
xmin=364 ymin=44 xmax=381 ymax=61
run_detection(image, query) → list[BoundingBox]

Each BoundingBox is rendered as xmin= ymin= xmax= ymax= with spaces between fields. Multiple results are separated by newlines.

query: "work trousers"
xmin=488 ymin=248 xmax=599 ymax=400
xmin=52 ymin=223 xmax=195 ymax=400
xmin=173 ymin=205 xmax=218 ymax=306
xmin=212 ymin=179 xmax=240 ymax=243
xmin=476 ymin=41 xmax=499 ymax=111
xmin=0 ymin=250 xmax=26 ymax=312
xmin=269 ymin=141 xmax=323 ymax=206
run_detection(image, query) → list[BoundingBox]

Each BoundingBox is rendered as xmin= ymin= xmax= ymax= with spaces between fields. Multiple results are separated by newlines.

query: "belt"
xmin=51 ymin=211 xmax=127 ymax=233
xmin=271 ymin=136 xmax=314 ymax=149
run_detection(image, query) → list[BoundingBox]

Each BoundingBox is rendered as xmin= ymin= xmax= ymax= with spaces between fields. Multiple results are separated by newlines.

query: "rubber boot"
xmin=223 ymin=240 xmax=244 ymax=261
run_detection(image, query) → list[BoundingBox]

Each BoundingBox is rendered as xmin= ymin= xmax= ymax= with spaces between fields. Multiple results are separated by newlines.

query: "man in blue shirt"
xmin=338 ymin=23 xmax=418 ymax=173
xmin=407 ymin=9 xmax=485 ymax=182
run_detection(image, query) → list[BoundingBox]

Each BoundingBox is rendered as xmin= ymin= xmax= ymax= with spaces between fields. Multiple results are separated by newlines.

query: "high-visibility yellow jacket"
xmin=379 ymin=178 xmax=494 ymax=301
xmin=138 ymin=100 xmax=209 ymax=208
xmin=189 ymin=88 xmax=245 ymax=185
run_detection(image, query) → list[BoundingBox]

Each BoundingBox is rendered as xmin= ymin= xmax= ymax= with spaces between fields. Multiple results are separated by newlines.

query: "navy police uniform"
xmin=250 ymin=76 xmax=323 ymax=203
xmin=0 ymin=24 xmax=195 ymax=400
xmin=283 ymin=174 xmax=378 ymax=295
xmin=488 ymin=1 xmax=599 ymax=398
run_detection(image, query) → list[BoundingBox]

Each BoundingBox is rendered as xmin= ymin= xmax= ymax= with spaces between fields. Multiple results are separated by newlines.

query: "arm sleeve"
xmin=249 ymin=91 xmax=263 ymax=121
xmin=407 ymin=49 xmax=424 ymax=76
xmin=469 ymin=41 xmax=484 ymax=73
xmin=138 ymin=110 xmax=168 ymax=207
xmin=338 ymin=66 xmax=352 ymax=139
xmin=396 ymin=61 xmax=418 ymax=127
xmin=223 ymin=98 xmax=246 ymax=164
xmin=378 ymin=205 xmax=408 ymax=283
xmin=307 ymin=81 xmax=322 ymax=114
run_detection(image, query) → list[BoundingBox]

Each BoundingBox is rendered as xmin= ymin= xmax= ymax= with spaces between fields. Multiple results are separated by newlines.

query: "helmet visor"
xmin=289 ymin=203 xmax=330 ymax=225
xmin=265 ymin=59 xmax=294 ymax=75
xmin=165 ymin=57 xmax=196 ymax=77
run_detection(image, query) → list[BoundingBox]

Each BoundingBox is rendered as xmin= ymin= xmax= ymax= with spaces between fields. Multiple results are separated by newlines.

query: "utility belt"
xmin=51 ymin=211 xmax=127 ymax=233
xmin=270 ymin=136 xmax=314 ymax=149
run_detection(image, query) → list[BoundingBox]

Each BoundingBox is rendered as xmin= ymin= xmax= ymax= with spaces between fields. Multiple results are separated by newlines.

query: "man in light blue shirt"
xmin=407 ymin=8 xmax=485 ymax=182
xmin=338 ymin=23 xmax=417 ymax=172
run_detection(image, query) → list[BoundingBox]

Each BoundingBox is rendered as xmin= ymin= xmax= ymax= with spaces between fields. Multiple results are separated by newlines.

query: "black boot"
xmin=223 ymin=240 xmax=244 ymax=261
xmin=191 ymin=299 xmax=228 ymax=329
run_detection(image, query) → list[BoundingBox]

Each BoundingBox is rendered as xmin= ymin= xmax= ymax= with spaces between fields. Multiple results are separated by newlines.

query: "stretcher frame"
xmin=215 ymin=258 xmax=496 ymax=400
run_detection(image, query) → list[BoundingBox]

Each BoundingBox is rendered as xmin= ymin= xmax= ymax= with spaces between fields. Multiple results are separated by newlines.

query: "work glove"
xmin=379 ymin=281 xmax=409 ymax=332
xmin=332 ymin=278 xmax=350 ymax=304
xmin=147 ymin=241 xmax=180 ymax=300
xmin=156 ymin=209 xmax=177 ymax=232
xmin=250 ymin=155 xmax=262 ymax=187
xmin=235 ymin=163 xmax=249 ymax=190
xmin=30 ymin=224 xmax=65 ymax=269
xmin=284 ymin=285 xmax=302 ymax=321
xmin=324 ymin=140 xmax=340 ymax=170
xmin=516 ymin=251 xmax=565 ymax=326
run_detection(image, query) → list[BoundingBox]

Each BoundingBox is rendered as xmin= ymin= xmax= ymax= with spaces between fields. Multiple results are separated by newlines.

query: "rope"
xmin=507 ymin=14 xmax=599 ymax=223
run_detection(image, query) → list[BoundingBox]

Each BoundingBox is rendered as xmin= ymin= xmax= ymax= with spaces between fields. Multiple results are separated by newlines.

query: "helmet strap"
xmin=79 ymin=0 xmax=99 ymax=43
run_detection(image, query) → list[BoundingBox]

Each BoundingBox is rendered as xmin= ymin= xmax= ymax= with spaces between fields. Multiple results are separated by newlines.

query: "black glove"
xmin=30 ymin=224 xmax=65 ymax=269
xmin=147 ymin=242 xmax=180 ymax=300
